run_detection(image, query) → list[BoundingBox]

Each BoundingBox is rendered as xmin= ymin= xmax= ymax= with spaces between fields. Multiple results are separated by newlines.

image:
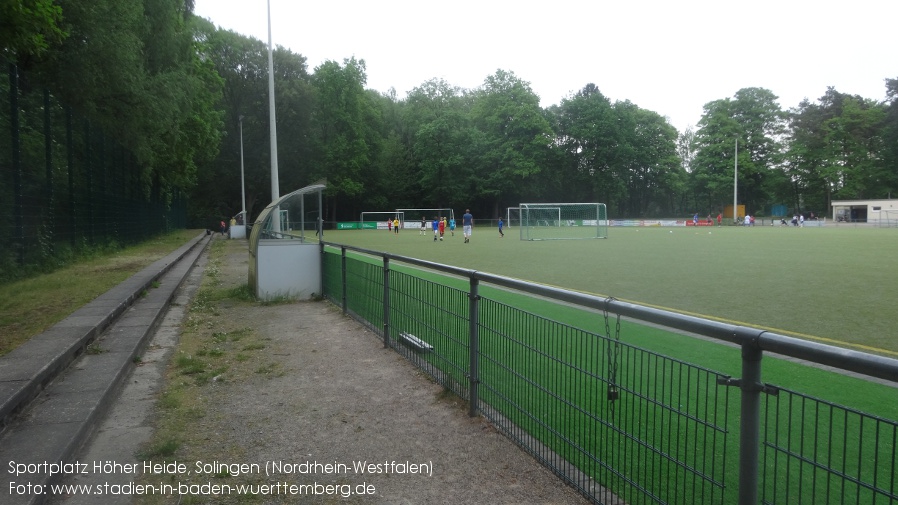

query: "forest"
xmin=4 ymin=0 xmax=898 ymax=226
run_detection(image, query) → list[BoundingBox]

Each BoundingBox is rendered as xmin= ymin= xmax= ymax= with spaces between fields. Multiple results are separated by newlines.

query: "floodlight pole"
xmin=267 ymin=0 xmax=281 ymax=233
xmin=733 ymin=138 xmax=738 ymax=224
xmin=238 ymin=115 xmax=246 ymax=223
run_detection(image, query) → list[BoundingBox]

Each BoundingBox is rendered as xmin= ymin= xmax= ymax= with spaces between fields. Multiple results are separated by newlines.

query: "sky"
xmin=193 ymin=0 xmax=896 ymax=133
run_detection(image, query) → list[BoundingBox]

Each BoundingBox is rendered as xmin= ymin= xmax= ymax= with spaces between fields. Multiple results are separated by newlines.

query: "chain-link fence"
xmin=1 ymin=63 xmax=186 ymax=281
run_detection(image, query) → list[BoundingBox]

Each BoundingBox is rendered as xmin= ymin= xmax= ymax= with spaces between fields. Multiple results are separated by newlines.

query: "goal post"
xmin=519 ymin=203 xmax=608 ymax=240
xmin=395 ymin=208 xmax=455 ymax=224
xmin=359 ymin=211 xmax=405 ymax=230
xmin=506 ymin=207 xmax=521 ymax=228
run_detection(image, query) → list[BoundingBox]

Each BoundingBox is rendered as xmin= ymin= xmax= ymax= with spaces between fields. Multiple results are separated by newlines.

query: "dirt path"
xmin=196 ymin=238 xmax=589 ymax=503
xmin=60 ymin=237 xmax=588 ymax=504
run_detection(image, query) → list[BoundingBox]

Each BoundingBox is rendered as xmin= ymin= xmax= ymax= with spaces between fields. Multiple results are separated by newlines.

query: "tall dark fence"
xmin=1 ymin=63 xmax=186 ymax=280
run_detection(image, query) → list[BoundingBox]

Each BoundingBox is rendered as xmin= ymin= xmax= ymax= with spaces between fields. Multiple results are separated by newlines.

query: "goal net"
xmin=395 ymin=208 xmax=455 ymax=225
xmin=519 ymin=203 xmax=608 ymax=240
xmin=506 ymin=207 xmax=521 ymax=228
xmin=360 ymin=211 xmax=405 ymax=230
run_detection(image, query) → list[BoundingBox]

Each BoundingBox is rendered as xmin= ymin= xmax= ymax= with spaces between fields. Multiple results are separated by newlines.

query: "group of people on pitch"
xmin=417 ymin=210 xmax=476 ymax=242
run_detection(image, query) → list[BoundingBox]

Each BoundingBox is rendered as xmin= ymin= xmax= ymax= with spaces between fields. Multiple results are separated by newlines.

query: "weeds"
xmin=86 ymin=343 xmax=106 ymax=355
xmin=226 ymin=283 xmax=255 ymax=302
xmin=259 ymin=293 xmax=297 ymax=306
xmin=138 ymin=237 xmax=291 ymax=498
xmin=137 ymin=438 xmax=179 ymax=459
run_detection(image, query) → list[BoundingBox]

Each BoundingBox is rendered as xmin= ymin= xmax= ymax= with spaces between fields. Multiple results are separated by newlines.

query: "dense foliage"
xmin=5 ymin=4 xmax=896 ymax=224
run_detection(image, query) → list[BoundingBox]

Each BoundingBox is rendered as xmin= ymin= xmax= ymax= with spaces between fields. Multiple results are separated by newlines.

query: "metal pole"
xmin=266 ymin=0 xmax=280 ymax=233
xmin=319 ymin=241 xmax=325 ymax=298
xmin=44 ymin=89 xmax=54 ymax=254
xmin=383 ymin=256 xmax=390 ymax=348
xmin=733 ymin=138 xmax=738 ymax=224
xmin=341 ymin=246 xmax=347 ymax=314
xmin=10 ymin=64 xmax=24 ymax=265
xmin=239 ymin=116 xmax=246 ymax=222
xmin=318 ymin=190 xmax=323 ymax=240
xmin=468 ymin=276 xmax=480 ymax=417
xmin=739 ymin=342 xmax=762 ymax=505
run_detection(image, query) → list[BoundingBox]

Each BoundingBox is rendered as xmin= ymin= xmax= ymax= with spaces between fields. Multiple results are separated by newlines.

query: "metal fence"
xmin=1 ymin=63 xmax=186 ymax=280
xmin=320 ymin=244 xmax=898 ymax=505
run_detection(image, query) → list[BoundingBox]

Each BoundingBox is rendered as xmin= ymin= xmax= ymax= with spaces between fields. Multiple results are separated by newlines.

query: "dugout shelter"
xmin=248 ymin=182 xmax=325 ymax=300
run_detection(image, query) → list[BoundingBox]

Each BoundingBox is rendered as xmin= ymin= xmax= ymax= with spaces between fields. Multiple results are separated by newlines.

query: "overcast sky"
xmin=193 ymin=0 xmax=896 ymax=133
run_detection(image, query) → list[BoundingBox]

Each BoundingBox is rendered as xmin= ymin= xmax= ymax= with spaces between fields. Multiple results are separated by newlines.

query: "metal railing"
xmin=320 ymin=242 xmax=898 ymax=505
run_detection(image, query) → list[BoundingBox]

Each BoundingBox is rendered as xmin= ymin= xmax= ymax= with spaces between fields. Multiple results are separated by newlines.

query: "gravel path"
xmin=203 ymin=238 xmax=589 ymax=504
xmin=53 ymin=237 xmax=587 ymax=504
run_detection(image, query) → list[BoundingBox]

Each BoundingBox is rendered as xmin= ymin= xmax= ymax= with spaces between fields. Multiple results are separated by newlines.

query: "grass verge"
xmin=0 ymin=229 xmax=202 ymax=357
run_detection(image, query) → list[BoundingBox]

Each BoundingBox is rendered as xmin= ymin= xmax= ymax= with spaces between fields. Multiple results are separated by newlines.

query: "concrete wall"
xmin=256 ymin=241 xmax=320 ymax=300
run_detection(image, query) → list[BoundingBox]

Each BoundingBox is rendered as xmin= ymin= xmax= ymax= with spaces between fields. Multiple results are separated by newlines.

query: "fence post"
xmin=340 ymin=246 xmax=347 ymax=314
xmin=739 ymin=342 xmax=763 ymax=505
xmin=9 ymin=63 xmax=24 ymax=265
xmin=66 ymin=107 xmax=75 ymax=248
xmin=318 ymin=241 xmax=325 ymax=297
xmin=383 ymin=256 xmax=390 ymax=348
xmin=468 ymin=274 xmax=480 ymax=417
xmin=44 ymin=89 xmax=54 ymax=254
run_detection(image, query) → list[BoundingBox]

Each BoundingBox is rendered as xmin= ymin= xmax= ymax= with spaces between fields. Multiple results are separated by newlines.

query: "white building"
xmin=830 ymin=199 xmax=898 ymax=225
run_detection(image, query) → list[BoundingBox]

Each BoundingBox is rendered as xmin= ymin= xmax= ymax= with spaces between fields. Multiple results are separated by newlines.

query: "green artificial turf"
xmin=323 ymin=225 xmax=898 ymax=357
xmin=321 ymin=226 xmax=898 ymax=504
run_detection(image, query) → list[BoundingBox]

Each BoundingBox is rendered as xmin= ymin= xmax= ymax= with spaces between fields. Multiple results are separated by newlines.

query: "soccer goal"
xmin=879 ymin=210 xmax=898 ymax=228
xmin=360 ymin=211 xmax=405 ymax=230
xmin=506 ymin=207 xmax=521 ymax=228
xmin=395 ymin=208 xmax=455 ymax=223
xmin=519 ymin=203 xmax=608 ymax=240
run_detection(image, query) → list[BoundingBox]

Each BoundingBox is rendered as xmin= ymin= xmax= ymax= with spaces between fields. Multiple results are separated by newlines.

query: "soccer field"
xmin=323 ymin=225 xmax=898 ymax=357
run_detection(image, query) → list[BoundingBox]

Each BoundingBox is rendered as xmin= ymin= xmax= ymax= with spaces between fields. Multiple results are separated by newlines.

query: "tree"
xmin=881 ymin=78 xmax=898 ymax=197
xmin=310 ymin=57 xmax=382 ymax=220
xmin=469 ymin=70 xmax=553 ymax=217
xmin=0 ymin=0 xmax=66 ymax=61
xmin=25 ymin=0 xmax=221 ymax=200
xmin=549 ymin=84 xmax=618 ymax=204
xmin=787 ymin=87 xmax=889 ymax=213
xmin=611 ymin=101 xmax=681 ymax=217
xmin=404 ymin=79 xmax=472 ymax=209
xmin=692 ymin=88 xmax=786 ymax=216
